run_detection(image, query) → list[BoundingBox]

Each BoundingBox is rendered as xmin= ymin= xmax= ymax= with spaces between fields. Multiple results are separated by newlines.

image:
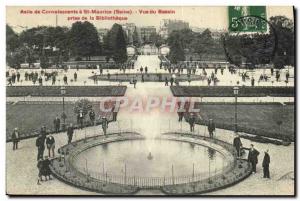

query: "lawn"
xmin=6 ymin=86 xmax=127 ymax=97
xmin=91 ymin=73 xmax=205 ymax=82
xmin=184 ymin=103 xmax=294 ymax=141
xmin=6 ymin=102 xmax=114 ymax=141
xmin=171 ymin=86 xmax=294 ymax=97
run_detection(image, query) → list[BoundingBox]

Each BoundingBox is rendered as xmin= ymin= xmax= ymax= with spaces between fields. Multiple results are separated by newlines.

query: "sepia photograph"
xmin=5 ymin=5 xmax=295 ymax=196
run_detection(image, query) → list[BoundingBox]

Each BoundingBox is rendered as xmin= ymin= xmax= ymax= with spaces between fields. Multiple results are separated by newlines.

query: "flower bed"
xmin=7 ymin=86 xmax=127 ymax=97
xmin=171 ymin=86 xmax=294 ymax=97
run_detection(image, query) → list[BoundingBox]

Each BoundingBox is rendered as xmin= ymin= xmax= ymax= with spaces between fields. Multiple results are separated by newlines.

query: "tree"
xmin=6 ymin=47 xmax=26 ymax=68
xmin=6 ymin=24 xmax=19 ymax=53
xmin=192 ymin=29 xmax=214 ymax=60
xmin=269 ymin=16 xmax=294 ymax=68
xmin=106 ymin=24 xmax=127 ymax=63
xmin=223 ymin=16 xmax=294 ymax=68
xmin=73 ymin=99 xmax=93 ymax=119
xmin=168 ymin=32 xmax=185 ymax=64
xmin=40 ymin=55 xmax=50 ymax=68
xmin=113 ymin=26 xmax=128 ymax=63
xmin=18 ymin=26 xmax=70 ymax=67
xmin=69 ymin=21 xmax=101 ymax=60
xmin=149 ymin=32 xmax=164 ymax=48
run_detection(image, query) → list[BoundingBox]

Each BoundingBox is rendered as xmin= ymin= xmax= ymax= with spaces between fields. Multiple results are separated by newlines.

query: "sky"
xmin=6 ymin=6 xmax=294 ymax=33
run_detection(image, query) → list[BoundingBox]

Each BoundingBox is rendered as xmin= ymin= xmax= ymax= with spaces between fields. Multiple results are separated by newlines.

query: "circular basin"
xmin=73 ymin=139 xmax=227 ymax=178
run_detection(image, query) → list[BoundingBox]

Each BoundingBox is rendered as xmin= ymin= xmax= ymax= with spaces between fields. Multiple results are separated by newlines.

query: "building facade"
xmin=139 ymin=26 xmax=156 ymax=43
xmin=122 ymin=23 xmax=136 ymax=44
xmin=159 ymin=19 xmax=189 ymax=39
xmin=97 ymin=28 xmax=109 ymax=42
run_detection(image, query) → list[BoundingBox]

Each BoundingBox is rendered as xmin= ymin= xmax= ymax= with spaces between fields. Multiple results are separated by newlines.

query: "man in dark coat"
xmin=53 ymin=116 xmax=60 ymax=133
xmin=38 ymin=76 xmax=43 ymax=86
xmin=89 ymin=109 xmax=96 ymax=125
xmin=262 ymin=150 xmax=270 ymax=178
xmin=170 ymin=77 xmax=174 ymax=86
xmin=67 ymin=123 xmax=74 ymax=144
xmin=286 ymin=71 xmax=290 ymax=82
xmin=77 ymin=110 xmax=84 ymax=129
xmin=63 ymin=74 xmax=68 ymax=85
xmin=16 ymin=71 xmax=20 ymax=82
xmin=52 ymin=74 xmax=56 ymax=85
xmin=46 ymin=135 xmax=55 ymax=158
xmin=74 ymin=72 xmax=77 ymax=82
xmin=248 ymin=144 xmax=260 ymax=173
xmin=208 ymin=119 xmax=216 ymax=138
xmin=233 ymin=133 xmax=242 ymax=157
xmin=276 ymin=70 xmax=280 ymax=82
xmin=11 ymin=73 xmax=16 ymax=83
xmin=189 ymin=113 xmax=196 ymax=132
xmin=112 ymin=106 xmax=118 ymax=121
xmin=165 ymin=77 xmax=169 ymax=86
xmin=36 ymin=134 xmax=45 ymax=161
xmin=178 ymin=111 xmax=184 ymax=122
xmin=251 ymin=77 xmax=255 ymax=86
xmin=102 ymin=117 xmax=108 ymax=136
xmin=12 ymin=127 xmax=20 ymax=150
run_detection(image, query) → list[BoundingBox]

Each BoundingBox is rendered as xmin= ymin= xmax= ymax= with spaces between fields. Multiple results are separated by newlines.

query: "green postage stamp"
xmin=228 ymin=6 xmax=267 ymax=32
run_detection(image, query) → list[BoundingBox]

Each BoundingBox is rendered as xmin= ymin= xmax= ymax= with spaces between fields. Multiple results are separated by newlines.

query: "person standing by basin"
xmin=102 ymin=117 xmax=108 ymax=136
xmin=46 ymin=134 xmax=55 ymax=158
xmin=262 ymin=149 xmax=271 ymax=179
xmin=36 ymin=134 xmax=45 ymax=161
xmin=233 ymin=133 xmax=242 ymax=157
xmin=208 ymin=119 xmax=216 ymax=138
xmin=248 ymin=144 xmax=260 ymax=173
xmin=77 ymin=110 xmax=84 ymax=129
xmin=89 ymin=109 xmax=95 ymax=125
xmin=11 ymin=127 xmax=20 ymax=151
xmin=112 ymin=105 xmax=119 ymax=122
xmin=189 ymin=113 xmax=196 ymax=132
xmin=53 ymin=116 xmax=60 ymax=133
xmin=67 ymin=123 xmax=74 ymax=144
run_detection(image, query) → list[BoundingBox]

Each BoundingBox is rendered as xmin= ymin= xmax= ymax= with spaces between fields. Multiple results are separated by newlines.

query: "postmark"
xmin=223 ymin=13 xmax=278 ymax=67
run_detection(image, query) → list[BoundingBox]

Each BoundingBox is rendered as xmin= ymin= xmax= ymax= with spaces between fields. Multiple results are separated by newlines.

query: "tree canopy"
xmin=69 ymin=21 xmax=102 ymax=60
xmin=104 ymin=23 xmax=127 ymax=63
xmin=167 ymin=31 xmax=185 ymax=64
xmin=222 ymin=16 xmax=294 ymax=69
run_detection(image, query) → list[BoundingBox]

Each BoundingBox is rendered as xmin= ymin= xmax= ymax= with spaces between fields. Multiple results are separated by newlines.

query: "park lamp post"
xmin=233 ymin=86 xmax=239 ymax=133
xmin=61 ymin=86 xmax=66 ymax=130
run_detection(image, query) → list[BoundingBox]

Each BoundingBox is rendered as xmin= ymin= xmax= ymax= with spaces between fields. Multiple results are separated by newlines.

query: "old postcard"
xmin=6 ymin=6 xmax=295 ymax=196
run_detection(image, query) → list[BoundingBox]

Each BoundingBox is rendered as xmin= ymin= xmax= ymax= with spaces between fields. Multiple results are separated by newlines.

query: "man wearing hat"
xmin=78 ymin=110 xmax=84 ymax=129
xmin=67 ymin=123 xmax=74 ymax=144
xmin=46 ymin=134 xmax=55 ymax=158
xmin=12 ymin=127 xmax=20 ymax=150
xmin=233 ymin=133 xmax=243 ymax=157
xmin=102 ymin=117 xmax=108 ymax=136
xmin=36 ymin=134 xmax=45 ymax=161
xmin=208 ymin=119 xmax=216 ymax=138
xmin=248 ymin=144 xmax=260 ymax=173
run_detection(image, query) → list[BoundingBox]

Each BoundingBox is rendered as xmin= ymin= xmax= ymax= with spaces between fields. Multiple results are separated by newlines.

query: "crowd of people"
xmin=7 ymin=61 xmax=292 ymax=89
xmin=6 ymin=69 xmax=76 ymax=86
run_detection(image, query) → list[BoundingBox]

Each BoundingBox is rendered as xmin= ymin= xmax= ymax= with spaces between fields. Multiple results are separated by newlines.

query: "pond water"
xmin=73 ymin=139 xmax=227 ymax=178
